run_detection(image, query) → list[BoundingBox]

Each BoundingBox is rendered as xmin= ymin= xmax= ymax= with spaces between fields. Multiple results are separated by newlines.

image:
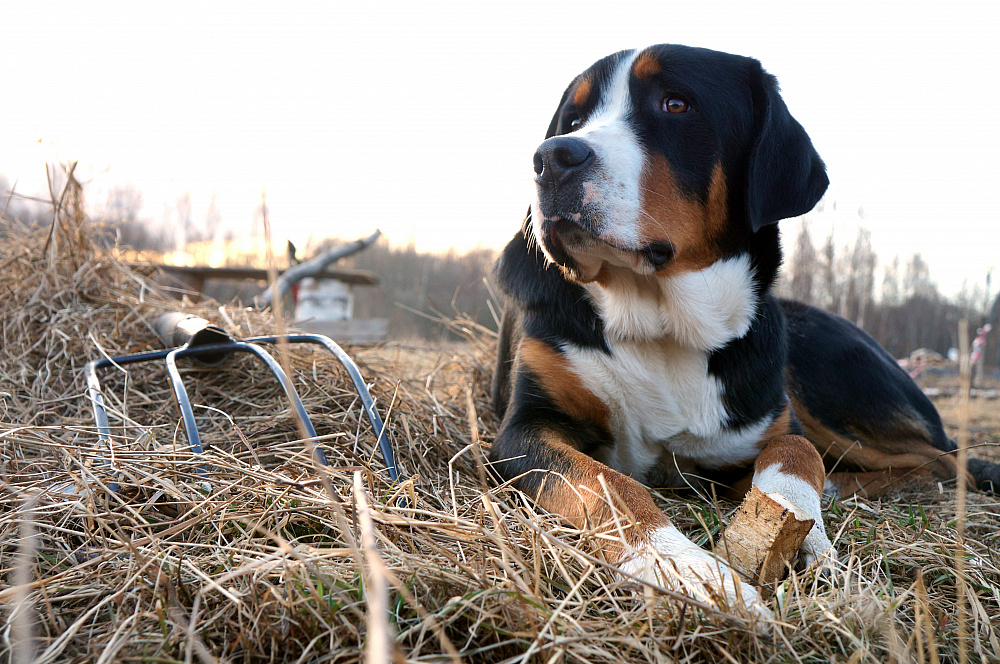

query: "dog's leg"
xmin=796 ymin=408 xmax=977 ymax=498
xmin=490 ymin=420 xmax=769 ymax=619
xmin=751 ymin=434 xmax=835 ymax=569
xmin=824 ymin=468 xmax=936 ymax=498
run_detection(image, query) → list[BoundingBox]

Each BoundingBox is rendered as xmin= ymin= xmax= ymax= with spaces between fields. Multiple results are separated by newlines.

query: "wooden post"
xmin=716 ymin=485 xmax=815 ymax=590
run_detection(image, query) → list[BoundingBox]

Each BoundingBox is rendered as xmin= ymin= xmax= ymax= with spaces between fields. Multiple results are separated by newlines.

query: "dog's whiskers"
xmin=638 ymin=209 xmax=674 ymax=248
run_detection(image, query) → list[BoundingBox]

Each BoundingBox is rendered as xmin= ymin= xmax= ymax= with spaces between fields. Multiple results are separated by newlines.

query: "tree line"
xmin=2 ymin=175 xmax=996 ymax=365
xmin=775 ymin=223 xmax=998 ymax=368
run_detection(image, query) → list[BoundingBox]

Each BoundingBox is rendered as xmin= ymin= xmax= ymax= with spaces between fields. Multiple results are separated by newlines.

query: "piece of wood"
xmin=138 ymin=264 xmax=381 ymax=286
xmin=300 ymin=319 xmax=389 ymax=344
xmin=716 ymin=484 xmax=814 ymax=589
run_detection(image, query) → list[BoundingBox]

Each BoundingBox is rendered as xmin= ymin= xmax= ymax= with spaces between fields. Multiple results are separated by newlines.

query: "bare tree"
xmin=0 ymin=176 xmax=49 ymax=226
xmin=788 ymin=223 xmax=817 ymax=303
xmin=104 ymin=186 xmax=151 ymax=247
xmin=844 ymin=228 xmax=876 ymax=327
xmin=205 ymin=194 xmax=222 ymax=240
xmin=104 ymin=185 xmax=143 ymax=223
xmin=818 ymin=231 xmax=839 ymax=312
xmin=903 ymin=253 xmax=936 ymax=300
xmin=881 ymin=256 xmax=901 ymax=306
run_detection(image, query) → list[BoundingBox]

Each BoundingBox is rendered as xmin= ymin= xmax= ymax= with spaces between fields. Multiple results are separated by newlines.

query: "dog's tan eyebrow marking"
xmin=633 ymin=51 xmax=663 ymax=80
xmin=572 ymin=75 xmax=593 ymax=107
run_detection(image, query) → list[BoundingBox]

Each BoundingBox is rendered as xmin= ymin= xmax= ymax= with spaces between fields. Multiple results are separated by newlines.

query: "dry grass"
xmin=2 ymin=187 xmax=1000 ymax=663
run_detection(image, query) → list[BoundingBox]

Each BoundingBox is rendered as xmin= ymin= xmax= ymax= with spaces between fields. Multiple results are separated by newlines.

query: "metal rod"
xmin=164 ymin=348 xmax=207 ymax=467
xmin=83 ymin=359 xmax=120 ymax=492
xmin=235 ymin=342 xmax=327 ymax=466
xmin=247 ymin=334 xmax=402 ymax=483
xmin=84 ymin=360 xmax=114 ymax=448
xmin=83 ymin=332 xmax=397 ymax=492
xmin=85 ymin=343 xmax=242 ymax=487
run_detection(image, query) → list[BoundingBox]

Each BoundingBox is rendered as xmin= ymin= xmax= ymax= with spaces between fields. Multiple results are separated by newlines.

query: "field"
xmin=2 ymin=212 xmax=999 ymax=664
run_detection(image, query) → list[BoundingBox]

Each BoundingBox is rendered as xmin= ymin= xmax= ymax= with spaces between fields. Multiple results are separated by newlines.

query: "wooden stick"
xmin=717 ymin=485 xmax=814 ymax=590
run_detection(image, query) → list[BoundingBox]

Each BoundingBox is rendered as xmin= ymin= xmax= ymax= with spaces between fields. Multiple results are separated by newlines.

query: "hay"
xmin=2 ymin=194 xmax=1000 ymax=664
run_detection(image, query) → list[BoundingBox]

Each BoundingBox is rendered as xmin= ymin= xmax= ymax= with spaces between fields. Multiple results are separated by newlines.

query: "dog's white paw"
xmin=618 ymin=525 xmax=772 ymax=623
xmin=799 ymin=526 xmax=838 ymax=573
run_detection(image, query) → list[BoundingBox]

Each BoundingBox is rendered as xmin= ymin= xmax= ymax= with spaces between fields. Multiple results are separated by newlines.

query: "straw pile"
xmin=2 ymin=187 xmax=1000 ymax=664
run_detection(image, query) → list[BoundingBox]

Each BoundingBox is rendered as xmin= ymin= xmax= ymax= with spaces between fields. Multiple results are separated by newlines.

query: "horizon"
xmin=4 ymin=0 xmax=998 ymax=297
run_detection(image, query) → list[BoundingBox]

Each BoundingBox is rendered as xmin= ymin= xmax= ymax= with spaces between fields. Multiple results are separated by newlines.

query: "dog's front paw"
xmin=799 ymin=526 xmax=838 ymax=573
xmin=618 ymin=525 xmax=772 ymax=623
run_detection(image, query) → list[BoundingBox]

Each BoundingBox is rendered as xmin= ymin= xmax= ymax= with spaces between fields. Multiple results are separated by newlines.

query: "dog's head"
xmin=531 ymin=44 xmax=828 ymax=283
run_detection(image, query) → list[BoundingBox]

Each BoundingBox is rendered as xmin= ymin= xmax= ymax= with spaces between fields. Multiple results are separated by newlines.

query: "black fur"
xmin=782 ymin=300 xmax=953 ymax=452
xmin=744 ymin=63 xmax=829 ymax=232
xmin=492 ymin=216 xmax=609 ymax=354
xmin=707 ymin=295 xmax=789 ymax=430
xmin=782 ymin=300 xmax=1000 ymax=490
xmin=491 ymin=367 xmax=614 ymax=497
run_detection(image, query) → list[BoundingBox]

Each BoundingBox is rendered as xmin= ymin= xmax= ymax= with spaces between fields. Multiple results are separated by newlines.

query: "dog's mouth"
xmin=539 ymin=218 xmax=577 ymax=267
xmin=539 ymin=217 xmax=675 ymax=280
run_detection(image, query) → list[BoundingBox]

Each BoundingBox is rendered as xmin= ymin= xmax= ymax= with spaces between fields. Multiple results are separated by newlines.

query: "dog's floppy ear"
xmin=544 ymin=82 xmax=576 ymax=139
xmin=745 ymin=63 xmax=828 ymax=232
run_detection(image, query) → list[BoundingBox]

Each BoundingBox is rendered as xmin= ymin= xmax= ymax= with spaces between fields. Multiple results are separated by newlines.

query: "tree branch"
xmin=260 ymin=229 xmax=381 ymax=306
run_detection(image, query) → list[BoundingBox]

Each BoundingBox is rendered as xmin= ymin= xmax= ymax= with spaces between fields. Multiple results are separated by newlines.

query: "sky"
xmin=3 ymin=0 xmax=998 ymax=296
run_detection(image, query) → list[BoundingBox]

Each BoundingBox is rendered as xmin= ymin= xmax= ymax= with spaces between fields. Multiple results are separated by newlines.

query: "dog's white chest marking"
xmin=585 ymin=255 xmax=759 ymax=349
xmin=563 ymin=335 xmax=768 ymax=479
xmin=562 ymin=255 xmax=766 ymax=479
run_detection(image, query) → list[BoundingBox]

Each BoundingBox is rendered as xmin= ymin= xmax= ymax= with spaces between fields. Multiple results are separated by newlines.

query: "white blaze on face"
xmin=531 ymin=49 xmax=648 ymax=258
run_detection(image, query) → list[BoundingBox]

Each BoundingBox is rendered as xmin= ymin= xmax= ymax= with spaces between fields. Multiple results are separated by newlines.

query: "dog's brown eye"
xmin=569 ymin=117 xmax=582 ymax=129
xmin=663 ymin=96 xmax=689 ymax=113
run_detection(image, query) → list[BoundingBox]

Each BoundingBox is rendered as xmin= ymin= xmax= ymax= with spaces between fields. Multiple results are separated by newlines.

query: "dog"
xmin=489 ymin=44 xmax=1000 ymax=617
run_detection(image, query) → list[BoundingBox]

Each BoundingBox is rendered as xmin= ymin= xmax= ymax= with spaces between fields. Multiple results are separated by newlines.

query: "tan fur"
xmin=639 ymin=159 xmax=729 ymax=276
xmin=754 ymin=434 xmax=826 ymax=495
xmin=759 ymin=402 xmax=794 ymax=444
xmin=573 ymin=76 xmax=593 ymax=107
xmin=529 ymin=429 xmax=671 ymax=552
xmin=632 ymin=51 xmax=663 ymax=80
xmin=518 ymin=337 xmax=611 ymax=432
xmin=791 ymin=395 xmax=973 ymax=496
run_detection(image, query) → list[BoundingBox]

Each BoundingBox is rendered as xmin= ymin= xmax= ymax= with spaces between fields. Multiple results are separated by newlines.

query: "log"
xmin=716 ymin=484 xmax=814 ymax=589
xmin=299 ymin=319 xmax=389 ymax=345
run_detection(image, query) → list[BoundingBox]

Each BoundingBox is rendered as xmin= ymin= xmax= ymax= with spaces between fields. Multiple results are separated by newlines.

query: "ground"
xmin=1 ymin=219 xmax=999 ymax=663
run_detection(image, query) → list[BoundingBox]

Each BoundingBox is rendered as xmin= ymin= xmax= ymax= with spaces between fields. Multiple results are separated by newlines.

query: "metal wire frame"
xmin=83 ymin=333 xmax=401 ymax=492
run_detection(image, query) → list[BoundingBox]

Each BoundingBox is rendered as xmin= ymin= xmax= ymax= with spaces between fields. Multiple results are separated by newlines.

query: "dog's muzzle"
xmin=533 ymin=136 xmax=600 ymax=237
xmin=532 ymin=136 xmax=676 ymax=274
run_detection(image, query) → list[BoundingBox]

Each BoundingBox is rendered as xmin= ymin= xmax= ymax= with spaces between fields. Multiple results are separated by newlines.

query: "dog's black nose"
xmin=533 ymin=137 xmax=593 ymax=184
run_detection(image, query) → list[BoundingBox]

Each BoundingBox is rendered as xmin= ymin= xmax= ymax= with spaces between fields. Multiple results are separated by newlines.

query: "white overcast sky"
xmin=3 ymin=0 xmax=998 ymax=296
